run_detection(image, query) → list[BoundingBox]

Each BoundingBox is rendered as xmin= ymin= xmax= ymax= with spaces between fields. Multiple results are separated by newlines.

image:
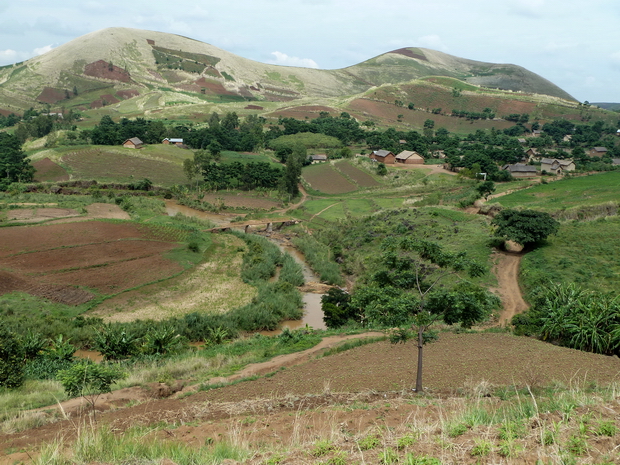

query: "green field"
xmin=520 ymin=215 xmax=620 ymax=294
xmin=489 ymin=172 xmax=620 ymax=210
xmin=59 ymin=148 xmax=187 ymax=186
xmin=219 ymin=150 xmax=280 ymax=166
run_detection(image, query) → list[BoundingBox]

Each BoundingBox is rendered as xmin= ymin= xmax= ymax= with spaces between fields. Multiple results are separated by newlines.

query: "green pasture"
xmin=219 ymin=150 xmax=280 ymax=166
xmin=489 ymin=172 xmax=620 ymax=210
xmin=521 ymin=215 xmax=620 ymax=295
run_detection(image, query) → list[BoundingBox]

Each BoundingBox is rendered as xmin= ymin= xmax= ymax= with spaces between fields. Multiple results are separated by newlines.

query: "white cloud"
xmin=417 ymin=35 xmax=448 ymax=52
xmin=34 ymin=44 xmax=53 ymax=56
xmin=0 ymin=49 xmax=17 ymax=59
xmin=268 ymin=51 xmax=319 ymax=68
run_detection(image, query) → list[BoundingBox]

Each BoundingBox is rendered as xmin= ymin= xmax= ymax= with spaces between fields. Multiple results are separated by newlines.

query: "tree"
xmin=360 ymin=238 xmax=496 ymax=392
xmin=0 ymin=325 xmax=25 ymax=389
xmin=279 ymin=143 xmax=305 ymax=198
xmin=476 ymin=180 xmax=495 ymax=200
xmin=0 ymin=133 xmax=34 ymax=190
xmin=57 ymin=362 xmax=125 ymax=413
xmin=491 ymin=209 xmax=560 ymax=247
xmin=376 ymin=162 xmax=388 ymax=176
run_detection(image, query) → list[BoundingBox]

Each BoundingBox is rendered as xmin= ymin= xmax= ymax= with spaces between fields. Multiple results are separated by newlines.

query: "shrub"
xmin=0 ymin=325 xmax=25 ymax=389
xmin=93 ymin=325 xmax=140 ymax=361
xmin=57 ymin=361 xmax=125 ymax=409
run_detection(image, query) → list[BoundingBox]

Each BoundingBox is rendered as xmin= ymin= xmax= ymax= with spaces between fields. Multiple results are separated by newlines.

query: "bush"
xmin=57 ymin=361 xmax=125 ymax=408
xmin=0 ymin=325 xmax=25 ymax=389
xmin=93 ymin=325 xmax=140 ymax=361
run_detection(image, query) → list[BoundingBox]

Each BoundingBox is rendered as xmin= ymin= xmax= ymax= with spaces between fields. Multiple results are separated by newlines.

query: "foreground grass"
xmin=24 ymin=380 xmax=620 ymax=465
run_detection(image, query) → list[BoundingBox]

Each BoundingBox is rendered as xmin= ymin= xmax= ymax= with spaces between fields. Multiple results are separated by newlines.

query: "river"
xmin=165 ymin=200 xmax=326 ymax=332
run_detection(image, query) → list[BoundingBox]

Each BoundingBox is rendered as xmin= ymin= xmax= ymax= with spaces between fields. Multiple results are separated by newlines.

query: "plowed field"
xmin=0 ymin=221 xmax=185 ymax=304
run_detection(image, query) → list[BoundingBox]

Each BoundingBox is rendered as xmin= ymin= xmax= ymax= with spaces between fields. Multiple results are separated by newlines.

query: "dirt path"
xmin=23 ymin=332 xmax=385 ymax=421
xmin=310 ymin=202 xmax=340 ymax=220
xmin=493 ymin=251 xmax=529 ymax=325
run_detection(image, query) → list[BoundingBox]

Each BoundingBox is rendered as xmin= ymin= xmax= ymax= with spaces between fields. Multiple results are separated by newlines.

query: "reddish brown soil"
xmin=36 ymin=87 xmax=67 ymax=104
xmin=337 ymin=161 xmax=381 ymax=187
xmin=303 ymin=165 xmax=357 ymax=194
xmin=32 ymin=157 xmax=69 ymax=182
xmin=185 ymin=78 xmax=237 ymax=96
xmin=3 ymin=332 xmax=620 ymax=463
xmin=494 ymin=251 xmax=530 ymax=324
xmin=84 ymin=60 xmax=131 ymax=82
xmin=0 ymin=221 xmax=183 ymax=303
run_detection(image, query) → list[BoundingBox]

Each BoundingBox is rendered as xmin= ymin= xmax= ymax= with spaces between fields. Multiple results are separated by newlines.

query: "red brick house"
xmin=395 ymin=150 xmax=424 ymax=164
xmin=370 ymin=150 xmax=395 ymax=164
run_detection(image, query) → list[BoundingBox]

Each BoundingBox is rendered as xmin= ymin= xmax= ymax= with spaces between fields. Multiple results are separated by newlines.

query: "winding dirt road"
xmin=493 ymin=251 xmax=529 ymax=325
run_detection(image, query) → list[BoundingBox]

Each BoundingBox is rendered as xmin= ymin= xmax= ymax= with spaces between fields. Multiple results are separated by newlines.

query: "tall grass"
xmin=34 ymin=424 xmax=249 ymax=465
xmin=292 ymin=234 xmax=344 ymax=285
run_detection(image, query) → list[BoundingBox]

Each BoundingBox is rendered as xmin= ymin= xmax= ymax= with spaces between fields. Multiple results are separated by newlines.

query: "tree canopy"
xmin=491 ymin=209 xmax=560 ymax=247
xmin=0 ymin=133 xmax=34 ymax=190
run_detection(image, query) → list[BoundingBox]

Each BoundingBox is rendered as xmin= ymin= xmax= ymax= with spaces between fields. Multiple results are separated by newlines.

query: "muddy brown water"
xmin=165 ymin=202 xmax=326 ymax=332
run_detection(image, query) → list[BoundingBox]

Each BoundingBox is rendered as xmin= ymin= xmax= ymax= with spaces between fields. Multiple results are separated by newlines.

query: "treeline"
xmin=451 ymin=108 xmax=496 ymax=120
xmin=200 ymin=161 xmax=282 ymax=190
xmin=87 ymin=113 xmax=266 ymax=152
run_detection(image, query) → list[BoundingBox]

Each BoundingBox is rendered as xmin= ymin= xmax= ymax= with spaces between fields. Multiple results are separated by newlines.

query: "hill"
xmin=0 ymin=27 xmax=578 ymax=124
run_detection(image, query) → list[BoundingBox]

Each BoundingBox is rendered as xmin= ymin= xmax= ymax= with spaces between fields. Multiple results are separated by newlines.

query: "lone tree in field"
xmin=491 ymin=209 xmax=559 ymax=248
xmin=372 ymin=238 xmax=498 ymax=392
xmin=57 ymin=362 xmax=125 ymax=416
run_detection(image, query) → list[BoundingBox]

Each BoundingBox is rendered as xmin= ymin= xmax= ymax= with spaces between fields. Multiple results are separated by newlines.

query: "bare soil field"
xmin=3 ymin=332 xmax=620 ymax=464
xmin=336 ymin=160 xmax=381 ymax=187
xmin=90 ymin=234 xmax=256 ymax=322
xmin=0 ymin=221 xmax=185 ymax=303
xmin=302 ymin=164 xmax=357 ymax=194
xmin=32 ymin=157 xmax=69 ymax=182
xmin=61 ymin=148 xmax=187 ymax=186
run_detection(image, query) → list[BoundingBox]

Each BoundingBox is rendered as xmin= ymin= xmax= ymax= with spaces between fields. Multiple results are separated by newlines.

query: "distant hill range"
xmin=593 ymin=103 xmax=620 ymax=111
xmin=0 ymin=27 xmax=599 ymax=127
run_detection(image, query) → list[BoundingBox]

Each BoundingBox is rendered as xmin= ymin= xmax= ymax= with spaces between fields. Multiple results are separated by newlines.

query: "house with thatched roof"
xmin=395 ymin=150 xmax=424 ymax=165
xmin=123 ymin=137 xmax=143 ymax=149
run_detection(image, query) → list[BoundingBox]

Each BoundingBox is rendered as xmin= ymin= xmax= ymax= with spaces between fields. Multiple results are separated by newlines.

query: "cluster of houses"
xmin=122 ymin=138 xmax=188 ymax=149
xmin=368 ymin=150 xmax=424 ymax=165
xmin=502 ymin=158 xmax=576 ymax=178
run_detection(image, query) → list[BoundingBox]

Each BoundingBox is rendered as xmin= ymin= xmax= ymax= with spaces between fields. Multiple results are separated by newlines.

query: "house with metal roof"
xmin=370 ymin=150 xmax=395 ymax=164
xmin=502 ymin=163 xmax=537 ymax=178
xmin=540 ymin=158 xmax=575 ymax=175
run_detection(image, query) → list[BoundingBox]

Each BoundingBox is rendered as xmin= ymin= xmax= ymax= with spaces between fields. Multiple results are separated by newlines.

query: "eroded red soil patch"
xmin=84 ymin=60 xmax=131 ymax=82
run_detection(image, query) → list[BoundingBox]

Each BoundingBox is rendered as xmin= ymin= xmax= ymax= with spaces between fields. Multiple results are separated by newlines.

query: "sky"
xmin=1 ymin=0 xmax=619 ymax=102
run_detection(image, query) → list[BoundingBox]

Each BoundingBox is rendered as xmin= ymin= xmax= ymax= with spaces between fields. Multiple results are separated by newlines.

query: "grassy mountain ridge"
xmin=0 ymin=27 xmax=577 ymax=120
